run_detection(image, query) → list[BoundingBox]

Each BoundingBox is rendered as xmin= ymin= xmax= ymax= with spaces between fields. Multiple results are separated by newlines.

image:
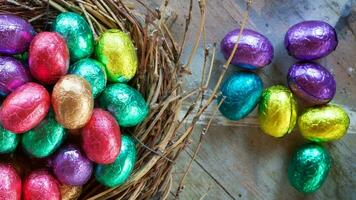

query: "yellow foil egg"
xmin=52 ymin=75 xmax=94 ymax=129
xmin=258 ymin=85 xmax=297 ymax=137
xmin=95 ymin=29 xmax=138 ymax=82
xmin=59 ymin=184 xmax=82 ymax=200
xmin=298 ymin=104 xmax=349 ymax=142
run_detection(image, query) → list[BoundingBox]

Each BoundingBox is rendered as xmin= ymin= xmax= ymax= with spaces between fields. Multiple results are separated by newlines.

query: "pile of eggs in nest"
xmin=219 ymin=20 xmax=349 ymax=193
xmin=0 ymin=12 xmax=148 ymax=199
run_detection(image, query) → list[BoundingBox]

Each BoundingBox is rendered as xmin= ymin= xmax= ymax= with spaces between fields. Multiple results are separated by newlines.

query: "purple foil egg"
xmin=285 ymin=20 xmax=338 ymax=60
xmin=220 ymin=29 xmax=274 ymax=70
xmin=0 ymin=56 xmax=30 ymax=97
xmin=52 ymin=145 xmax=93 ymax=186
xmin=0 ymin=14 xmax=35 ymax=55
xmin=287 ymin=62 xmax=336 ymax=105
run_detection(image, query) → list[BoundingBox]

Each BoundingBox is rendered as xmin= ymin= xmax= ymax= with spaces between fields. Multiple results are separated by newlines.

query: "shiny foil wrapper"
xmin=60 ymin=184 xmax=82 ymax=200
xmin=52 ymin=145 xmax=93 ymax=186
xmin=99 ymin=83 xmax=148 ymax=127
xmin=0 ymin=14 xmax=35 ymax=55
xmin=95 ymin=29 xmax=138 ymax=82
xmin=52 ymin=75 xmax=94 ymax=129
xmin=52 ymin=12 xmax=94 ymax=62
xmin=0 ymin=82 xmax=50 ymax=134
xmin=220 ymin=29 xmax=274 ymax=69
xmin=23 ymin=170 xmax=60 ymax=200
xmin=285 ymin=20 xmax=338 ymax=60
xmin=258 ymin=85 xmax=297 ymax=137
xmin=288 ymin=62 xmax=336 ymax=105
xmin=0 ymin=163 xmax=22 ymax=200
xmin=69 ymin=58 xmax=107 ymax=98
xmin=298 ymin=104 xmax=349 ymax=142
xmin=82 ymin=108 xmax=121 ymax=164
xmin=0 ymin=125 xmax=20 ymax=154
xmin=0 ymin=56 xmax=30 ymax=97
xmin=288 ymin=144 xmax=331 ymax=193
xmin=29 ymin=32 xmax=69 ymax=84
xmin=22 ymin=111 xmax=65 ymax=158
xmin=95 ymin=135 xmax=136 ymax=187
xmin=218 ymin=72 xmax=263 ymax=120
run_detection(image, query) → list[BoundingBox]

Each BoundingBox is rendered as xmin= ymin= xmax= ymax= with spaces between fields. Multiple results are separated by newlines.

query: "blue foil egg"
xmin=218 ymin=72 xmax=263 ymax=120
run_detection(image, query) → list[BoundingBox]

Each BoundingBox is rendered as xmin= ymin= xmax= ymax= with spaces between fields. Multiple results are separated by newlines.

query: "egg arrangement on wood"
xmin=219 ymin=20 xmax=348 ymax=194
xmin=0 ymin=12 xmax=147 ymax=198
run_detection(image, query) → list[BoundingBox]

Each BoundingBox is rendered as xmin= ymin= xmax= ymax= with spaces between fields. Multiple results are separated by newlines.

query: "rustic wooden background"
xmin=145 ymin=0 xmax=356 ymax=199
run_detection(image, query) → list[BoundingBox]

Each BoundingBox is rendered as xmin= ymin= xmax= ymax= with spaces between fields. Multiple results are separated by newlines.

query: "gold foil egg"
xmin=298 ymin=104 xmax=349 ymax=142
xmin=258 ymin=85 xmax=297 ymax=137
xmin=95 ymin=29 xmax=138 ymax=83
xmin=59 ymin=184 xmax=82 ymax=200
xmin=52 ymin=75 xmax=94 ymax=129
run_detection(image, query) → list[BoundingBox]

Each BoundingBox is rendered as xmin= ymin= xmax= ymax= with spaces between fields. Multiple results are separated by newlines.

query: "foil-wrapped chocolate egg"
xmin=29 ymin=32 xmax=69 ymax=84
xmin=69 ymin=58 xmax=107 ymax=98
xmin=0 ymin=56 xmax=30 ymax=97
xmin=258 ymin=85 xmax=297 ymax=137
xmin=59 ymin=184 xmax=82 ymax=200
xmin=22 ymin=111 xmax=65 ymax=158
xmin=52 ymin=145 xmax=93 ymax=186
xmin=220 ymin=29 xmax=274 ymax=69
xmin=0 ymin=163 xmax=21 ymax=200
xmin=285 ymin=21 xmax=338 ymax=60
xmin=0 ymin=14 xmax=35 ymax=55
xmin=288 ymin=144 xmax=331 ymax=193
xmin=0 ymin=125 xmax=19 ymax=154
xmin=52 ymin=75 xmax=94 ymax=129
xmin=95 ymin=29 xmax=138 ymax=82
xmin=218 ymin=72 xmax=263 ymax=120
xmin=298 ymin=104 xmax=349 ymax=142
xmin=23 ymin=170 xmax=60 ymax=200
xmin=99 ymin=83 xmax=148 ymax=127
xmin=82 ymin=108 xmax=121 ymax=164
xmin=52 ymin=12 xmax=94 ymax=62
xmin=287 ymin=62 xmax=336 ymax=105
xmin=95 ymin=135 xmax=136 ymax=187
xmin=0 ymin=82 xmax=50 ymax=133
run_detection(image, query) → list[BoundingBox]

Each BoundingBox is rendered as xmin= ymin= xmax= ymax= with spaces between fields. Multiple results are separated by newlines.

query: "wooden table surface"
xmin=146 ymin=0 xmax=356 ymax=199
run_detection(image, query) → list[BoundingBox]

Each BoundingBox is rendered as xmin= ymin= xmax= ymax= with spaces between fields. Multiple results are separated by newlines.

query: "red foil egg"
xmin=82 ymin=108 xmax=121 ymax=164
xmin=23 ymin=170 xmax=61 ymax=200
xmin=0 ymin=82 xmax=50 ymax=133
xmin=29 ymin=32 xmax=69 ymax=84
xmin=0 ymin=164 xmax=21 ymax=200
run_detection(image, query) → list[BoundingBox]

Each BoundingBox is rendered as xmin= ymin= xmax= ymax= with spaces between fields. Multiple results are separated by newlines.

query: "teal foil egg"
xmin=70 ymin=58 xmax=107 ymax=98
xmin=288 ymin=143 xmax=331 ymax=193
xmin=99 ymin=83 xmax=149 ymax=127
xmin=52 ymin=12 xmax=94 ymax=62
xmin=0 ymin=125 xmax=19 ymax=153
xmin=95 ymin=135 xmax=137 ymax=187
xmin=218 ymin=72 xmax=263 ymax=120
xmin=22 ymin=111 xmax=66 ymax=158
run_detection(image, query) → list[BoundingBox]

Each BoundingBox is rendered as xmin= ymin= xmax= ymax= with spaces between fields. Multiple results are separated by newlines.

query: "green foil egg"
xmin=22 ymin=111 xmax=66 ymax=158
xmin=52 ymin=12 xmax=94 ymax=62
xmin=99 ymin=83 xmax=148 ymax=127
xmin=0 ymin=125 xmax=19 ymax=153
xmin=288 ymin=143 xmax=331 ymax=193
xmin=258 ymin=85 xmax=297 ymax=137
xmin=95 ymin=29 xmax=138 ymax=82
xmin=70 ymin=58 xmax=107 ymax=98
xmin=95 ymin=134 xmax=137 ymax=187
xmin=298 ymin=104 xmax=349 ymax=142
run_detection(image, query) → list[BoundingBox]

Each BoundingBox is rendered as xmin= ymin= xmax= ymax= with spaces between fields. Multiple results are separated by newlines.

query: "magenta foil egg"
xmin=0 ymin=56 xmax=30 ymax=97
xmin=285 ymin=21 xmax=338 ymax=60
xmin=0 ymin=14 xmax=35 ymax=55
xmin=287 ymin=62 xmax=336 ymax=105
xmin=52 ymin=145 xmax=93 ymax=186
xmin=220 ymin=29 xmax=274 ymax=70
